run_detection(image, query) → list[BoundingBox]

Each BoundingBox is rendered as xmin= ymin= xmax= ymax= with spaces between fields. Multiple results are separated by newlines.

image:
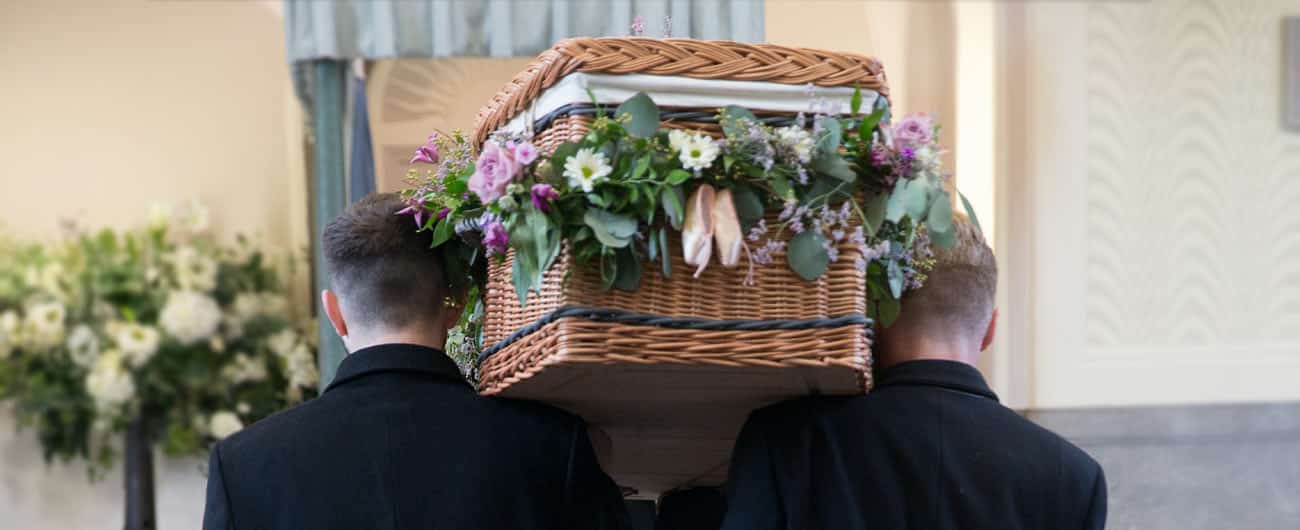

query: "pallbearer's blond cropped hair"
xmin=898 ymin=214 xmax=997 ymax=340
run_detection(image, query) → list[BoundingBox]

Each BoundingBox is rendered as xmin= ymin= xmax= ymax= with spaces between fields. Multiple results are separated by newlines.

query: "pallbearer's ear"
xmin=980 ymin=308 xmax=998 ymax=352
xmin=321 ymin=290 xmax=348 ymax=339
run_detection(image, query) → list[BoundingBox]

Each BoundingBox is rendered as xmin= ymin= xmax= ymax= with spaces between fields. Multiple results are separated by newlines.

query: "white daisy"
xmin=679 ymin=134 xmax=720 ymax=171
xmin=563 ymin=148 xmax=613 ymax=192
xmin=668 ymin=129 xmax=692 ymax=152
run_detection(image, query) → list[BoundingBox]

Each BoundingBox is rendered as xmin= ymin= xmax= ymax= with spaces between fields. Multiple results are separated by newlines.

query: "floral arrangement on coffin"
xmin=400 ymin=88 xmax=982 ymax=363
xmin=0 ymin=202 xmax=318 ymax=474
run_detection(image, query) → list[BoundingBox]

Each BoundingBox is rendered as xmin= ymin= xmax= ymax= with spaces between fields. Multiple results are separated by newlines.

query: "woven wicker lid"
xmin=472 ymin=37 xmax=890 ymax=146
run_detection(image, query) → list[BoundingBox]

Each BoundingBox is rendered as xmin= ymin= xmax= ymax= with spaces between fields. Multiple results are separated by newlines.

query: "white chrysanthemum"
xmin=170 ymin=246 xmax=218 ymax=292
xmin=776 ymin=125 xmax=815 ymax=163
xmin=159 ymin=290 xmax=222 ymax=345
xmin=668 ymin=129 xmax=692 ymax=152
xmin=223 ymin=352 xmax=268 ymax=384
xmin=85 ymin=349 xmax=135 ymax=410
xmin=208 ymin=411 xmax=243 ymax=439
xmin=284 ymin=343 xmax=319 ymax=392
xmin=147 ymin=203 xmax=172 ymax=231
xmin=23 ymin=301 xmax=66 ymax=350
xmin=563 ymin=148 xmax=613 ymax=192
xmin=678 ymin=134 xmax=720 ymax=171
xmin=115 ymin=323 xmax=160 ymax=367
xmin=66 ymin=324 xmax=100 ymax=368
xmin=267 ymin=328 xmax=299 ymax=357
xmin=0 ymin=310 xmax=20 ymax=359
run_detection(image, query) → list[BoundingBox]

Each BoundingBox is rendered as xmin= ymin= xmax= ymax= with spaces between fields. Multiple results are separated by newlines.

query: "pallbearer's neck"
xmin=873 ymin=327 xmax=979 ymax=370
xmin=344 ymin=326 xmax=448 ymax=355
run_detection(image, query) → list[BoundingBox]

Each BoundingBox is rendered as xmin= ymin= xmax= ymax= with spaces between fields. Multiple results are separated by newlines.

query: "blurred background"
xmin=2 ymin=0 xmax=1299 ymax=528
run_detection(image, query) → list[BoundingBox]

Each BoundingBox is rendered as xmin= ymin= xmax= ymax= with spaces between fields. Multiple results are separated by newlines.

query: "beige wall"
xmin=0 ymin=1 xmax=300 ymax=527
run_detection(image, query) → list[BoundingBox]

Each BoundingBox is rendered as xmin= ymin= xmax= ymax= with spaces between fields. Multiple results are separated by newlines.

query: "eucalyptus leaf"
xmin=658 ymin=228 xmax=672 ymax=278
xmin=811 ymin=152 xmax=855 ymax=182
xmin=584 ymin=208 xmax=637 ymax=248
xmin=886 ymin=259 xmax=904 ymax=299
xmin=647 ymin=228 xmax=659 ymax=262
xmin=958 ymin=190 xmax=983 ymax=234
xmin=885 ymin=180 xmax=909 ymax=223
xmin=904 ymin=179 xmax=931 ymax=220
xmin=731 ymin=185 xmax=765 ymax=230
xmin=927 ymin=191 xmax=954 ymax=234
xmin=864 ymin=192 xmax=887 ymax=236
xmin=721 ymin=105 xmax=758 ymax=138
xmin=661 ymin=186 xmax=685 ymax=229
xmin=816 ymin=117 xmax=842 ymax=155
xmin=930 ymin=224 xmax=957 ymax=249
xmin=613 ymin=249 xmax=643 ymax=291
xmin=875 ymin=97 xmax=892 ymax=125
xmin=616 ymin=92 xmax=660 ymax=138
xmin=787 ymin=231 xmax=830 ymax=281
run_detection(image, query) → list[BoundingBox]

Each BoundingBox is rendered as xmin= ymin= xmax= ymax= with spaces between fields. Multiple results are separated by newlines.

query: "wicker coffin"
xmin=472 ymin=37 xmax=889 ymax=495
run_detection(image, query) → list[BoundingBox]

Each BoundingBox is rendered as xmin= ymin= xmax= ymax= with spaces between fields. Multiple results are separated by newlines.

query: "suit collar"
xmin=875 ymin=359 xmax=999 ymax=402
xmin=325 ymin=343 xmax=469 ymax=393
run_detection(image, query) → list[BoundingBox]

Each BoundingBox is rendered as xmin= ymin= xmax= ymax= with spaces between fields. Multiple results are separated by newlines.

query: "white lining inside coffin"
xmin=499 ymin=72 xmax=881 ymax=135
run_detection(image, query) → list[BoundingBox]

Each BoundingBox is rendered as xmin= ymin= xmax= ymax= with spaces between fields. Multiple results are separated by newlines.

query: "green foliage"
xmin=787 ymin=231 xmax=830 ymax=281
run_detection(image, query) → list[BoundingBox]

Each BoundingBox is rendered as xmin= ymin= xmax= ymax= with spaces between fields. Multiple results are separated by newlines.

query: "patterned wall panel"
xmin=1084 ymin=0 xmax=1300 ymax=351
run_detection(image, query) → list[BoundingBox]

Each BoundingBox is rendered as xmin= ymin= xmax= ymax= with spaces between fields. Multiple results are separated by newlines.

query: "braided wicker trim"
xmin=477 ymin=316 xmax=872 ymax=396
xmin=474 ymin=37 xmax=889 ymax=146
xmin=479 ymin=305 xmax=873 ymax=362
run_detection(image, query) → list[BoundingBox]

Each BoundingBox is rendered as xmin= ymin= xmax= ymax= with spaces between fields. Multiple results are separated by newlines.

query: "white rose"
xmin=267 ymin=329 xmax=299 ymax=358
xmin=159 ymin=290 xmax=222 ymax=345
xmin=183 ymin=199 xmax=210 ymax=234
xmin=222 ymin=352 xmax=268 ymax=384
xmin=66 ymin=324 xmax=100 ymax=368
xmin=23 ymin=301 xmax=66 ymax=351
xmin=170 ymin=246 xmax=218 ymax=293
xmin=147 ymin=203 xmax=172 ymax=231
xmin=208 ymin=411 xmax=243 ymax=439
xmin=285 ymin=343 xmax=318 ymax=391
xmin=85 ymin=349 xmax=135 ymax=410
xmin=0 ymin=310 xmax=19 ymax=359
xmin=115 ymin=323 xmax=160 ymax=367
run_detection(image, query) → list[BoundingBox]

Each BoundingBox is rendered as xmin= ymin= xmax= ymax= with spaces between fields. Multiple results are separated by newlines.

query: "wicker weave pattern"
xmin=481 ymin=218 xmax=868 ymax=348
xmin=477 ymin=318 xmax=871 ymax=395
xmin=473 ymin=37 xmax=889 ymax=147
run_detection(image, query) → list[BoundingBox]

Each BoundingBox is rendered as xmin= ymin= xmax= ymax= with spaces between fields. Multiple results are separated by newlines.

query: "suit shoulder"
xmin=745 ymin=394 xmax=859 ymax=430
xmin=480 ymin=395 xmax=584 ymax=433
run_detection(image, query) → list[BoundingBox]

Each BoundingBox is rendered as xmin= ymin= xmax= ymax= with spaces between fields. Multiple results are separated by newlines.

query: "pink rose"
xmin=892 ymin=113 xmax=935 ymax=150
xmin=512 ymin=141 xmax=538 ymax=165
xmin=468 ymin=141 xmax=518 ymax=204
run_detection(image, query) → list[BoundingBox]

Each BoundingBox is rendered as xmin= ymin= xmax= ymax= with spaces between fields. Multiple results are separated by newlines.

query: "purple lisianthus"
xmin=396 ymin=197 xmax=427 ymax=227
xmin=892 ymin=113 xmax=935 ymax=150
xmin=410 ymin=134 xmax=440 ymax=164
xmin=530 ymin=183 xmax=559 ymax=213
xmin=468 ymin=141 xmax=518 ymax=204
xmin=482 ymin=220 xmax=510 ymax=257
xmin=436 ymin=208 xmax=451 ymax=221
xmin=512 ymin=141 xmax=539 ymax=165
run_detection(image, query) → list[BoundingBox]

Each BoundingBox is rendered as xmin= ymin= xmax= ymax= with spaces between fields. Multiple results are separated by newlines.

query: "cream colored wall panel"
xmin=1022 ymin=0 xmax=1300 ymax=407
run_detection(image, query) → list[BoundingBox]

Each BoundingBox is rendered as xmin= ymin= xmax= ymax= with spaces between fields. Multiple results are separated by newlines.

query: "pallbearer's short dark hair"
xmin=322 ymin=193 xmax=446 ymax=330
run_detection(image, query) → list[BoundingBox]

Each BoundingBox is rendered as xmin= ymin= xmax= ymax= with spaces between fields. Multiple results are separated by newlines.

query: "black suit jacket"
xmin=720 ymin=360 xmax=1106 ymax=530
xmin=202 ymin=343 xmax=628 ymax=530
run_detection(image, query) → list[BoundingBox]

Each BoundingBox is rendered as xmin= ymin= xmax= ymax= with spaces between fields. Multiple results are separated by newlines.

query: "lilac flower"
xmin=530 ymin=183 xmax=559 ymax=213
xmin=778 ymin=199 xmax=798 ymax=221
xmin=746 ymin=219 xmax=768 ymax=242
xmin=854 ymin=257 xmax=868 ymax=272
xmin=824 ymin=242 xmax=840 ymax=263
xmin=410 ymin=134 xmax=440 ymax=165
xmin=631 ymin=15 xmax=645 ymax=35
xmin=512 ymin=141 xmax=539 ymax=165
xmin=848 ymin=226 xmax=866 ymax=246
xmin=789 ymin=218 xmax=806 ymax=234
xmin=482 ymin=220 xmax=510 ymax=257
xmin=751 ymin=239 xmax=785 ymax=266
xmin=795 ymin=166 xmax=809 ymax=185
xmin=831 ymin=229 xmax=845 ymax=242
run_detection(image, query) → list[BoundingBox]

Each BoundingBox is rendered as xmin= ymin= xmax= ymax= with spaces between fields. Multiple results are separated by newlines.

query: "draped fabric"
xmin=286 ymin=0 xmax=765 ymax=62
xmin=288 ymin=0 xmax=765 ymax=387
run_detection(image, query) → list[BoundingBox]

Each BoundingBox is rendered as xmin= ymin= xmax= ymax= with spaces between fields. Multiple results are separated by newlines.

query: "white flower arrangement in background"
xmin=0 ymin=201 xmax=317 ymax=473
